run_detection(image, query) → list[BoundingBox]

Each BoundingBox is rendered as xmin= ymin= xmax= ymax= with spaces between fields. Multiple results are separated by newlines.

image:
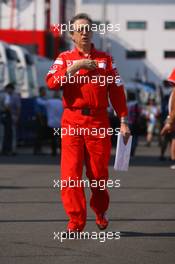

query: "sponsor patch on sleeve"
xmin=48 ymin=69 xmax=57 ymax=74
xmin=98 ymin=61 xmax=107 ymax=69
xmin=54 ymin=58 xmax=63 ymax=65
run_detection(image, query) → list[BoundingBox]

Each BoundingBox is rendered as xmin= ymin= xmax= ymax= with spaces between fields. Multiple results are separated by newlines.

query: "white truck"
xmin=10 ymin=45 xmax=53 ymax=98
xmin=1 ymin=41 xmax=53 ymax=97
xmin=10 ymin=45 xmax=38 ymax=98
xmin=0 ymin=41 xmax=18 ymax=91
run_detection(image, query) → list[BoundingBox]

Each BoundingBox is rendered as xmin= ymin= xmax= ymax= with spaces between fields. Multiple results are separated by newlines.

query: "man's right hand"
xmin=66 ymin=59 xmax=97 ymax=77
xmin=77 ymin=59 xmax=97 ymax=70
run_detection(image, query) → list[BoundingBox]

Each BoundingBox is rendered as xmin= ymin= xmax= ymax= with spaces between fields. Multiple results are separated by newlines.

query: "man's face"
xmin=71 ymin=19 xmax=92 ymax=48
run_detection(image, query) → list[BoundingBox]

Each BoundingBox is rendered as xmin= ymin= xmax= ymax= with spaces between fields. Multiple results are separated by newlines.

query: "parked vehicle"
xmin=0 ymin=41 xmax=18 ymax=91
xmin=10 ymin=45 xmax=38 ymax=98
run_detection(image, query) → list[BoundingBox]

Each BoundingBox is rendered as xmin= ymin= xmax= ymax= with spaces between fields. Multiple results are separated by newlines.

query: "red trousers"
xmin=61 ymin=109 xmax=111 ymax=231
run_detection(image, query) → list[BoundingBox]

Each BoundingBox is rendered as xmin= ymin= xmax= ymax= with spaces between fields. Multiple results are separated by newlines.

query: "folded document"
xmin=114 ymin=133 xmax=132 ymax=171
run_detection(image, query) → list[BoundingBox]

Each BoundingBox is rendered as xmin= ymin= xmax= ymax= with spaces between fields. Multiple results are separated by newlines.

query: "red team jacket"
xmin=46 ymin=44 xmax=128 ymax=118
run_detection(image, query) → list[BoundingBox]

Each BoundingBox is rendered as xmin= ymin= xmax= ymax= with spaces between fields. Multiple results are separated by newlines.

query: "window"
xmin=0 ymin=62 xmax=5 ymax=83
xmin=126 ymin=50 xmax=146 ymax=59
xmin=127 ymin=21 xmax=147 ymax=30
xmin=164 ymin=51 xmax=175 ymax=58
xmin=25 ymin=54 xmax=34 ymax=65
xmin=164 ymin=21 xmax=175 ymax=29
xmin=6 ymin=48 xmax=18 ymax=61
xmin=20 ymin=44 xmax=38 ymax=54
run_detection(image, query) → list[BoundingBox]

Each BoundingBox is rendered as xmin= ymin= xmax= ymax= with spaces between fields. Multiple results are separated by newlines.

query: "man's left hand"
xmin=120 ymin=123 xmax=131 ymax=145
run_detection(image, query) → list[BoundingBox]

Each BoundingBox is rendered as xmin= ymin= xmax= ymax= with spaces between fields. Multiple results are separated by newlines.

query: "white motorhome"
xmin=1 ymin=42 xmax=53 ymax=98
xmin=0 ymin=41 xmax=18 ymax=91
xmin=10 ymin=45 xmax=38 ymax=98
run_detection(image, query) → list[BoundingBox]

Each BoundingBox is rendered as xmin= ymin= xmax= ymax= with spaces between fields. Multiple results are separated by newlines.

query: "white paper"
xmin=114 ymin=133 xmax=132 ymax=171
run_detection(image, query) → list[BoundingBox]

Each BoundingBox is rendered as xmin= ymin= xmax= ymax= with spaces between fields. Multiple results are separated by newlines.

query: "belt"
xmin=65 ymin=107 xmax=107 ymax=116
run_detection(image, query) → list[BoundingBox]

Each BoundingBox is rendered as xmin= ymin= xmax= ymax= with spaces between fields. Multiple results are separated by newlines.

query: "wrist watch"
xmin=120 ymin=116 xmax=128 ymax=124
xmin=166 ymin=115 xmax=173 ymax=126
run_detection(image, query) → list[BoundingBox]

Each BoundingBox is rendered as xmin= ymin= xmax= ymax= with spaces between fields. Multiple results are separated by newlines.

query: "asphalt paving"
xmin=0 ymin=142 xmax=175 ymax=264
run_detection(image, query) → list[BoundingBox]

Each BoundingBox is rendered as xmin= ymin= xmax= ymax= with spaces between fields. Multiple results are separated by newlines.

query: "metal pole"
xmin=16 ymin=0 xmax=20 ymax=29
xmin=0 ymin=1 xmax=2 ymax=29
xmin=101 ymin=0 xmax=107 ymax=51
xmin=33 ymin=0 xmax=37 ymax=31
xmin=10 ymin=0 xmax=16 ymax=29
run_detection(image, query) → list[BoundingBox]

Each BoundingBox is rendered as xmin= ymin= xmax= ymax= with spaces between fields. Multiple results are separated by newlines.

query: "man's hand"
xmin=76 ymin=59 xmax=97 ymax=70
xmin=120 ymin=123 xmax=131 ymax=145
xmin=66 ymin=59 xmax=97 ymax=76
xmin=161 ymin=123 xmax=172 ymax=136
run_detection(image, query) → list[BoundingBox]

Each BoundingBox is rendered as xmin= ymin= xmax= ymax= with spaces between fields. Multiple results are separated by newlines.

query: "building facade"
xmin=75 ymin=0 xmax=175 ymax=84
xmin=0 ymin=0 xmax=75 ymax=59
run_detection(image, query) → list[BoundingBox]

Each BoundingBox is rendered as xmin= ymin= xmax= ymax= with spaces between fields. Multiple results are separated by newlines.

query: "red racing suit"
xmin=46 ymin=44 xmax=128 ymax=231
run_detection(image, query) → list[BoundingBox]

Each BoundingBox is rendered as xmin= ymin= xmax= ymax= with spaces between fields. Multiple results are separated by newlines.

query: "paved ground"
xmin=0 ymin=142 xmax=175 ymax=264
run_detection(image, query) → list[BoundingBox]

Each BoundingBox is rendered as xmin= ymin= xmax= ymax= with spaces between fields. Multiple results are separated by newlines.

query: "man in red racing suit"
xmin=46 ymin=13 xmax=130 ymax=233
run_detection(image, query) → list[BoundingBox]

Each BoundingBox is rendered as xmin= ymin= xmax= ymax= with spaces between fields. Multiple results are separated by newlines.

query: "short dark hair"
xmin=39 ymin=86 xmax=46 ymax=93
xmin=4 ymin=83 xmax=15 ymax=91
xmin=70 ymin=13 xmax=92 ymax=27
